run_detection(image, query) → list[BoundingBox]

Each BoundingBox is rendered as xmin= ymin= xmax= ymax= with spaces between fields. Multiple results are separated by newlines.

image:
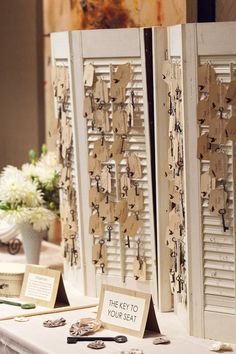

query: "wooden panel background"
xmin=216 ymin=0 xmax=236 ymax=22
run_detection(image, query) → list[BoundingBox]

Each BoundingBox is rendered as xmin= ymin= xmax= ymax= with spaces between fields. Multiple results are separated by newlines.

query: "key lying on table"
xmin=0 ymin=299 xmax=36 ymax=309
xmin=67 ymin=335 xmax=127 ymax=344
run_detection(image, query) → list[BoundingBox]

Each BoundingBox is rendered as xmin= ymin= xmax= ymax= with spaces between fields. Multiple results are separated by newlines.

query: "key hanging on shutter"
xmin=120 ymin=172 xmax=131 ymax=197
xmin=133 ymin=239 xmax=142 ymax=280
xmin=127 ymin=90 xmax=135 ymax=127
xmin=127 ymin=152 xmax=142 ymax=179
xmin=98 ymin=239 xmax=107 ymax=273
xmin=107 ymin=224 xmax=113 ymax=242
xmin=100 ymin=165 xmax=112 ymax=193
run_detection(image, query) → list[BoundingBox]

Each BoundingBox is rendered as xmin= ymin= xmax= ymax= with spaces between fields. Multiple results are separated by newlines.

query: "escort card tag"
xmin=20 ymin=266 xmax=69 ymax=308
xmin=162 ymin=60 xmax=172 ymax=85
xmin=114 ymin=199 xmax=128 ymax=223
xmin=209 ymin=188 xmax=227 ymax=215
xmin=88 ymin=156 xmax=102 ymax=176
xmin=83 ymin=63 xmax=94 ymax=87
xmin=113 ymin=110 xmax=128 ymax=134
xmin=197 ymin=133 xmax=210 ymax=160
xmin=83 ymin=96 xmax=93 ymax=119
xmin=112 ymin=63 xmax=132 ymax=88
xmin=121 ymin=215 xmax=143 ymax=237
xmin=210 ymin=151 xmax=228 ymax=180
xmin=127 ymin=187 xmax=144 ymax=211
xmin=94 ymin=78 xmax=109 ymax=103
xmin=225 ymin=80 xmax=236 ymax=106
xmin=226 ymin=115 xmax=236 ymax=142
xmin=89 ymin=214 xmax=104 ymax=237
xmin=128 ymin=153 xmax=142 ymax=178
xmin=198 ymin=63 xmax=216 ymax=92
xmin=201 ymin=170 xmax=212 ymax=197
xmin=93 ymin=138 xmax=110 ymax=162
xmin=209 ymin=118 xmax=227 ymax=145
xmin=89 ymin=186 xmax=104 ymax=207
xmin=99 ymin=200 xmax=115 ymax=223
xmin=97 ymin=285 xmax=160 ymax=338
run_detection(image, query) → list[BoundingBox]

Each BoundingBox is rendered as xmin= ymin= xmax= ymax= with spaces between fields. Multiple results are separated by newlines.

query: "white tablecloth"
xmin=0 ymin=307 xmax=233 ymax=354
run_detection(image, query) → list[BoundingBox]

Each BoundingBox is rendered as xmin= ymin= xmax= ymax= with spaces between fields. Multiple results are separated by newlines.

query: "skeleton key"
xmin=73 ymin=250 xmax=78 ymax=266
xmin=170 ymin=269 xmax=175 ymax=283
xmin=120 ymin=134 xmax=126 ymax=153
xmin=219 ymin=208 xmax=229 ymax=232
xmin=70 ymin=210 xmax=75 ymax=222
xmin=107 ymin=225 xmax=113 ymax=242
xmin=168 ymin=92 xmax=173 ymax=115
xmin=70 ymin=235 xmax=75 ymax=267
xmin=95 ymin=175 xmax=100 ymax=192
xmin=176 ymin=275 xmax=182 ymax=294
xmin=169 ymin=132 xmax=174 ymax=157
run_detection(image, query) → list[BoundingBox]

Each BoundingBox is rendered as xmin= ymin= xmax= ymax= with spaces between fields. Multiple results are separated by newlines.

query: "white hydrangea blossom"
xmin=27 ymin=207 xmax=55 ymax=231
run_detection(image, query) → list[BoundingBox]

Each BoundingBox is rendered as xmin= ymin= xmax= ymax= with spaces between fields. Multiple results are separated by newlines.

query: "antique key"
xmin=219 ymin=208 xmax=229 ymax=232
xmin=67 ymin=335 xmax=128 ymax=344
xmin=176 ymin=274 xmax=182 ymax=294
xmin=107 ymin=225 xmax=113 ymax=242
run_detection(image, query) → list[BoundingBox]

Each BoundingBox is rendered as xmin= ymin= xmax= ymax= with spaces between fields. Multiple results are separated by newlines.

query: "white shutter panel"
xmin=170 ymin=23 xmax=236 ymax=342
xmin=69 ymin=28 xmax=158 ymax=304
xmin=50 ymin=32 xmax=85 ymax=293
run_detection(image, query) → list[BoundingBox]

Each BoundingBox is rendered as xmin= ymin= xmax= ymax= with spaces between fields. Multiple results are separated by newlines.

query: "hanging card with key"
xmin=226 ymin=115 xmax=236 ymax=142
xmin=110 ymin=136 xmax=125 ymax=163
xmin=210 ymin=151 xmax=228 ymax=180
xmin=209 ymin=81 xmax=228 ymax=112
xmin=127 ymin=153 xmax=142 ymax=178
xmin=83 ymin=96 xmax=93 ymax=119
xmin=121 ymin=215 xmax=143 ymax=237
xmin=112 ymin=109 xmax=128 ymax=134
xmin=209 ymin=118 xmax=227 ymax=145
xmin=198 ymin=63 xmax=216 ymax=92
xmin=100 ymin=166 xmax=112 ymax=194
xmin=120 ymin=173 xmax=131 ymax=196
xmin=83 ymin=63 xmax=94 ymax=87
xmin=114 ymin=199 xmax=128 ymax=224
xmin=89 ymin=186 xmax=104 ymax=207
xmin=200 ymin=170 xmax=212 ymax=197
xmin=89 ymin=214 xmax=104 ymax=237
xmin=94 ymin=109 xmax=110 ymax=132
xmin=99 ymin=200 xmax=115 ymax=223
xmin=225 ymin=80 xmax=236 ymax=106
xmin=94 ymin=78 xmax=109 ymax=103
xmin=93 ymin=138 xmax=110 ymax=162
xmin=127 ymin=186 xmax=144 ymax=211
xmin=112 ymin=63 xmax=132 ymax=88
xmin=88 ymin=155 xmax=102 ymax=176
xmin=209 ymin=188 xmax=227 ymax=215
xmin=197 ymin=133 xmax=210 ymax=160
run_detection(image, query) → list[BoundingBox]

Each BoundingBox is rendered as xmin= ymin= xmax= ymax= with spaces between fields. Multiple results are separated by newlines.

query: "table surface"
xmin=0 ymin=240 xmax=63 ymax=271
xmin=0 ymin=305 xmax=235 ymax=354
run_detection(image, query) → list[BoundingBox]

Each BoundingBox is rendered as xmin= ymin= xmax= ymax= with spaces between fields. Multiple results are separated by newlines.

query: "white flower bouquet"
xmin=0 ymin=146 xmax=61 ymax=231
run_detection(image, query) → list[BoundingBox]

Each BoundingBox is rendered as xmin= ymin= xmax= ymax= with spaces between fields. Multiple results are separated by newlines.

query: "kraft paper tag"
xmin=128 ymin=153 xmax=142 ymax=178
xmin=168 ymin=209 xmax=182 ymax=240
xmin=89 ymin=214 xmax=104 ymax=237
xmin=133 ymin=259 xmax=147 ymax=282
xmin=94 ymin=109 xmax=110 ymax=132
xmin=198 ymin=63 xmax=216 ymax=92
xmin=83 ymin=96 xmax=93 ymax=119
xmin=89 ymin=186 xmax=104 ymax=207
xmin=127 ymin=187 xmax=144 ymax=212
xmin=112 ymin=63 xmax=132 ymax=88
xmin=225 ymin=80 xmax=236 ymax=106
xmin=197 ymin=133 xmax=210 ymax=160
xmin=94 ymin=78 xmax=109 ymax=103
xmin=197 ymin=99 xmax=216 ymax=125
xmin=209 ymin=188 xmax=227 ymax=215
xmin=200 ymin=170 xmax=212 ymax=197
xmin=209 ymin=118 xmax=227 ymax=145
xmin=209 ymin=81 xmax=228 ymax=112
xmin=92 ymin=243 xmax=107 ymax=266
xmin=99 ymin=200 xmax=115 ymax=223
xmin=113 ymin=109 xmax=128 ymax=134
xmin=226 ymin=115 xmax=236 ymax=142
xmin=162 ymin=60 xmax=172 ymax=85
xmin=100 ymin=166 xmax=112 ymax=194
xmin=93 ymin=138 xmax=110 ymax=162
xmin=110 ymin=136 xmax=125 ymax=163
xmin=110 ymin=83 xmax=125 ymax=103
xmin=121 ymin=215 xmax=143 ymax=237
xmin=120 ymin=173 xmax=131 ymax=196
xmin=210 ymin=151 xmax=228 ymax=180
xmin=114 ymin=199 xmax=128 ymax=224
xmin=165 ymin=227 xmax=176 ymax=250
xmin=88 ymin=156 xmax=102 ymax=176
xmin=83 ymin=63 xmax=94 ymax=87
xmin=92 ymin=244 xmax=100 ymax=264
xmin=168 ymin=179 xmax=180 ymax=205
